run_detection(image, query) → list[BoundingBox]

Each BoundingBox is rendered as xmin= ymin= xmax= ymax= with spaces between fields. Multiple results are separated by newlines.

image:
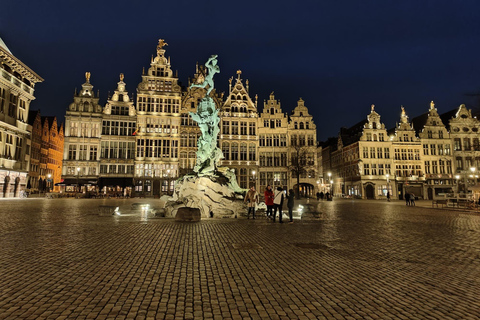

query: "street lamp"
xmin=327 ymin=172 xmax=332 ymax=194
xmin=47 ymin=174 xmax=51 ymax=193
xmin=251 ymin=170 xmax=257 ymax=190
xmin=455 ymin=174 xmax=460 ymax=195
xmin=470 ymin=167 xmax=477 ymax=186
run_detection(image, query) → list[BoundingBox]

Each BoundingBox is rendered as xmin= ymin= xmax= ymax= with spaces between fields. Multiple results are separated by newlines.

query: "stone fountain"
xmin=164 ymin=55 xmax=245 ymax=220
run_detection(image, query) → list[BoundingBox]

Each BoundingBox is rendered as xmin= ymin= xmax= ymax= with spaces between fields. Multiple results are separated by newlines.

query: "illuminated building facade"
xmin=448 ymin=104 xmax=480 ymax=193
xmin=218 ymin=71 xmax=259 ymax=189
xmin=258 ymin=92 xmax=288 ymax=191
xmin=134 ymin=40 xmax=181 ymax=197
xmin=416 ymin=101 xmax=454 ymax=199
xmin=62 ymin=73 xmax=102 ymax=192
xmin=0 ymin=37 xmax=43 ymax=197
xmin=287 ymin=98 xmax=318 ymax=197
xmin=99 ymin=74 xmax=136 ymax=196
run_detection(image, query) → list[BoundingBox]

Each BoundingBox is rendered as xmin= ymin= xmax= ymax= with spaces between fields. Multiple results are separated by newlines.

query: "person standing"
xmin=410 ymin=193 xmax=416 ymax=206
xmin=287 ymin=189 xmax=295 ymax=223
xmin=319 ymin=191 xmax=324 ymax=200
xmin=244 ymin=185 xmax=259 ymax=219
xmin=387 ymin=191 xmax=391 ymax=202
xmin=405 ymin=192 xmax=410 ymax=206
xmin=273 ymin=187 xmax=285 ymax=223
xmin=264 ymin=185 xmax=274 ymax=219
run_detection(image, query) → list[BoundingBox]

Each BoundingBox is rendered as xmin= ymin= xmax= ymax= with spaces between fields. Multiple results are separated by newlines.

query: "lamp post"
xmin=76 ymin=167 xmax=81 ymax=193
xmin=470 ymin=167 xmax=477 ymax=186
xmin=327 ymin=172 xmax=332 ymax=195
xmin=251 ymin=170 xmax=257 ymax=190
xmin=455 ymin=174 xmax=460 ymax=195
xmin=47 ymin=174 xmax=51 ymax=193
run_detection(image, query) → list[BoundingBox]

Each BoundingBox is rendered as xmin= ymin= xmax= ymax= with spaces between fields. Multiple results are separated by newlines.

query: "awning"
xmin=56 ymin=178 xmax=98 ymax=186
xmin=98 ymin=177 xmax=134 ymax=188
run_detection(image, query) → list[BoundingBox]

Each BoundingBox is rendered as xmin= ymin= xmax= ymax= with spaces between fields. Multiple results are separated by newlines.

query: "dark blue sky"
xmin=2 ymin=0 xmax=480 ymax=140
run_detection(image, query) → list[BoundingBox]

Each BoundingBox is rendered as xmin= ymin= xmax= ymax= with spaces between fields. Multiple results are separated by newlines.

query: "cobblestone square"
xmin=0 ymin=199 xmax=479 ymax=319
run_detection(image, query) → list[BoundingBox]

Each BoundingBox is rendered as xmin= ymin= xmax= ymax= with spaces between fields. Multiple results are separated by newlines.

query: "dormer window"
xmin=299 ymin=122 xmax=304 ymax=129
xmin=294 ymin=122 xmax=298 ymax=129
xmin=372 ymin=122 xmax=377 ymax=129
xmin=270 ymin=108 xmax=274 ymax=115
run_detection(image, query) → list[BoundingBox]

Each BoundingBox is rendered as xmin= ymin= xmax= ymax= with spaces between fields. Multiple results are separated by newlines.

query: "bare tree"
xmin=289 ymin=144 xmax=314 ymax=199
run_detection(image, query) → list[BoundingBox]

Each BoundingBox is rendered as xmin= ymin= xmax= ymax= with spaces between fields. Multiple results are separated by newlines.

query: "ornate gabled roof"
xmin=291 ymin=98 xmax=311 ymax=117
xmin=182 ymin=63 xmax=223 ymax=109
xmin=104 ymin=74 xmax=136 ymax=116
xmin=260 ymin=92 xmax=285 ymax=117
xmin=28 ymin=109 xmax=41 ymax=126
xmin=0 ymin=36 xmax=43 ymax=83
xmin=396 ymin=106 xmax=415 ymax=131
xmin=222 ymin=70 xmax=256 ymax=111
xmin=0 ymin=37 xmax=11 ymax=54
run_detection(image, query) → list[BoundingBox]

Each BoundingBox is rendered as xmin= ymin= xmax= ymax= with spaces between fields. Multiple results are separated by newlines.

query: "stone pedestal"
xmin=164 ymin=172 xmax=246 ymax=219
xmin=175 ymin=207 xmax=201 ymax=222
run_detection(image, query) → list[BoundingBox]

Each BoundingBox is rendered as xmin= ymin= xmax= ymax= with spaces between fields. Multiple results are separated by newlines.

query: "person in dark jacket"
xmin=405 ymin=192 xmax=411 ymax=206
xmin=287 ymin=189 xmax=295 ymax=223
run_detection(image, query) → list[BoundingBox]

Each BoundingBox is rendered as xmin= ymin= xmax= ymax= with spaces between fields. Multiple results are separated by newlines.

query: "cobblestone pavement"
xmin=0 ymin=198 xmax=479 ymax=320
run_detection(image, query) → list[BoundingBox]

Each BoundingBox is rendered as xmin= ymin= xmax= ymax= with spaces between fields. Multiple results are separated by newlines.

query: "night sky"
xmin=2 ymin=0 xmax=480 ymax=141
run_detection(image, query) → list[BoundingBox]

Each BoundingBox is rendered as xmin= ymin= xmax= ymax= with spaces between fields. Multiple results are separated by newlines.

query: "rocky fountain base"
xmin=164 ymin=167 xmax=246 ymax=220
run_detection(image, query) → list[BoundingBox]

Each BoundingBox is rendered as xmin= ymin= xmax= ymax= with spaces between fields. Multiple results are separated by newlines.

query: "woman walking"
xmin=264 ymin=185 xmax=274 ymax=219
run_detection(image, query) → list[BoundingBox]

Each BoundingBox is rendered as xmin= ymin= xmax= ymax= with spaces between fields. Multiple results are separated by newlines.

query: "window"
xmin=423 ymin=144 xmax=429 ymax=155
xmin=249 ymin=122 xmax=255 ymax=135
xmin=370 ymin=147 xmax=375 ymax=158
xmin=222 ymin=142 xmax=230 ymax=160
xmin=249 ymin=144 xmax=255 ymax=161
xmin=366 ymin=133 xmax=372 ymax=141
xmin=454 ymin=138 xmax=461 ymax=151
xmin=384 ymin=148 xmax=390 ymax=159
xmin=231 ymin=143 xmax=238 ymax=160
xmin=231 ymin=121 xmax=238 ymax=135
xmin=377 ymin=147 xmax=382 ymax=159
xmin=430 ymin=144 xmax=436 ymax=155
xmin=379 ymin=133 xmax=384 ymax=141
xmin=240 ymin=143 xmax=247 ymax=160
xmin=68 ymin=145 xmax=77 ymax=160
xmin=240 ymin=122 xmax=247 ymax=135
xmin=222 ymin=121 xmax=230 ymax=134
xmin=363 ymin=147 xmax=368 ymax=158
xmin=364 ymin=164 xmax=370 ymax=175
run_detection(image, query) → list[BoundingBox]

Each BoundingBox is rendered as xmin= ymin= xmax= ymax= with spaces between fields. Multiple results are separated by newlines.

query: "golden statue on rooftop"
xmin=85 ymin=72 xmax=91 ymax=82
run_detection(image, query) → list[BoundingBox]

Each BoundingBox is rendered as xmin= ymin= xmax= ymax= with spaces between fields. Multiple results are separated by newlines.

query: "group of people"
xmin=405 ymin=192 xmax=416 ymax=206
xmin=244 ymin=185 xmax=294 ymax=223
xmin=316 ymin=191 xmax=331 ymax=201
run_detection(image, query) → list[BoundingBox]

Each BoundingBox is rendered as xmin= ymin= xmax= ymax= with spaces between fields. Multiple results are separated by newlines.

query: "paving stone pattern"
xmin=0 ymin=199 xmax=479 ymax=319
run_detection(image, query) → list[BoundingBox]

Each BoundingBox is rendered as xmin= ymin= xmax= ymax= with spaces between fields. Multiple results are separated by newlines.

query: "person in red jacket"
xmin=264 ymin=185 xmax=274 ymax=219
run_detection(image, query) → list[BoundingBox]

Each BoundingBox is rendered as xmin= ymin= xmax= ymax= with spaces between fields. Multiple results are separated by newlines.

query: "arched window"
xmin=231 ymin=143 xmax=238 ymax=160
xmin=270 ymin=108 xmax=275 ymax=115
xmin=372 ymin=122 xmax=377 ymax=129
xmin=306 ymin=122 xmax=309 ymax=129
xmin=299 ymin=122 xmax=304 ymax=129
xmin=249 ymin=143 xmax=256 ymax=161
xmin=240 ymin=143 xmax=247 ymax=160
xmin=294 ymin=122 xmax=298 ymax=129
